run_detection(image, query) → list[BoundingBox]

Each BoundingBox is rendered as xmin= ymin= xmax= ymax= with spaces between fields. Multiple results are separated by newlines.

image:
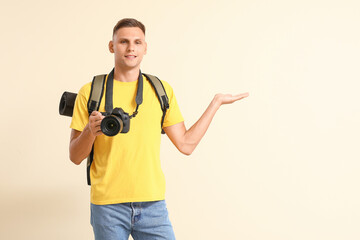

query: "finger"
xmin=91 ymin=111 xmax=100 ymax=116
xmin=231 ymin=93 xmax=249 ymax=101
xmin=89 ymin=120 xmax=101 ymax=128
xmin=233 ymin=92 xmax=249 ymax=98
xmin=93 ymin=129 xmax=103 ymax=136
xmin=93 ymin=117 xmax=104 ymax=123
xmin=92 ymin=119 xmax=103 ymax=128
xmin=90 ymin=124 xmax=103 ymax=135
xmin=90 ymin=114 xmax=105 ymax=122
xmin=91 ymin=111 xmax=105 ymax=119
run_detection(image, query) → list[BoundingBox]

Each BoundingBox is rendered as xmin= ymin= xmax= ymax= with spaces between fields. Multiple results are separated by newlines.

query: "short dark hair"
xmin=113 ymin=18 xmax=146 ymax=36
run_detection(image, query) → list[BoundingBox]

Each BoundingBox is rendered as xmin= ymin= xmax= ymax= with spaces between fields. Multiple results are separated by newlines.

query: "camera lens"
xmin=101 ymin=115 xmax=123 ymax=136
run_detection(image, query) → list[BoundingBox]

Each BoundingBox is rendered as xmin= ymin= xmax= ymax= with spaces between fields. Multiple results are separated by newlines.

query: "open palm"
xmin=216 ymin=92 xmax=249 ymax=105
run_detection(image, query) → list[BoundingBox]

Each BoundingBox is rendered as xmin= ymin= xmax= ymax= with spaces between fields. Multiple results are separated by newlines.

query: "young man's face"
xmin=109 ymin=27 xmax=147 ymax=71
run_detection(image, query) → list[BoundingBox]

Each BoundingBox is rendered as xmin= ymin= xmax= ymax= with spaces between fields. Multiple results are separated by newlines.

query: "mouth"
xmin=125 ymin=55 xmax=137 ymax=59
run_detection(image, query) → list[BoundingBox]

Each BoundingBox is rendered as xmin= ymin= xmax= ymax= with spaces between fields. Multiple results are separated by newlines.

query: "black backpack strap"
xmin=142 ymin=73 xmax=169 ymax=134
xmin=87 ymin=147 xmax=95 ymax=185
xmin=86 ymin=74 xmax=106 ymax=185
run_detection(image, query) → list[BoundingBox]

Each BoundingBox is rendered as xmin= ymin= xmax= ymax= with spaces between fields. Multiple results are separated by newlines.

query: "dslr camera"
xmin=100 ymin=108 xmax=130 ymax=136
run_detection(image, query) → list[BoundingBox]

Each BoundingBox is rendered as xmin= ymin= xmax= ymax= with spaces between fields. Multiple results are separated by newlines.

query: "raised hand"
xmin=214 ymin=92 xmax=249 ymax=105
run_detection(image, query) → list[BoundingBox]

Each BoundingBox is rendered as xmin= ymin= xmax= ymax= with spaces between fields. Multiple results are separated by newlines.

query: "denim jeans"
xmin=91 ymin=200 xmax=176 ymax=240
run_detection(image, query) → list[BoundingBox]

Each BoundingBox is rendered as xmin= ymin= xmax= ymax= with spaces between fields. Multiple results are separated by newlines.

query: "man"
xmin=69 ymin=18 xmax=248 ymax=240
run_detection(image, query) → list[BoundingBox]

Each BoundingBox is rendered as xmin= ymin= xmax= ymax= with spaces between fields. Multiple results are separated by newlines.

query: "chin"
xmin=122 ymin=64 xmax=141 ymax=70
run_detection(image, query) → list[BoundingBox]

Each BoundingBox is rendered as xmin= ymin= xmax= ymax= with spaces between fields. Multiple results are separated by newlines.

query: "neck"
xmin=113 ymin=66 xmax=140 ymax=82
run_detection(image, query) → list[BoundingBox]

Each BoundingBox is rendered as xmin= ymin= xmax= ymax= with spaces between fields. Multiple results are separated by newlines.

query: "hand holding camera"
xmin=88 ymin=111 xmax=105 ymax=137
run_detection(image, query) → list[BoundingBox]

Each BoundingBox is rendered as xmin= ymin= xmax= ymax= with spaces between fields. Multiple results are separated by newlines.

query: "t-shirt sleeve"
xmin=161 ymin=80 xmax=184 ymax=128
xmin=70 ymin=83 xmax=92 ymax=131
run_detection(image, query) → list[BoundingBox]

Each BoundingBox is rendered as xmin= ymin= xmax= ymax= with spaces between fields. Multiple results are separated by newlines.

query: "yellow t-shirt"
xmin=70 ymin=74 xmax=184 ymax=205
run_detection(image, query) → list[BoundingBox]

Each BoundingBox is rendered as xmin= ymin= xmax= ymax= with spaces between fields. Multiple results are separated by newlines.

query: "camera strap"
xmin=105 ymin=68 xmax=143 ymax=118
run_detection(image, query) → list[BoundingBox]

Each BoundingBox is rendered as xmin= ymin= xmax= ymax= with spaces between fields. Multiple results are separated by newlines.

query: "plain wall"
xmin=1 ymin=0 xmax=359 ymax=239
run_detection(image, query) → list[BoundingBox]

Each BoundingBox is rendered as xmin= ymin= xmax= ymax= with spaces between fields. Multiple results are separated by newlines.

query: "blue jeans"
xmin=91 ymin=200 xmax=176 ymax=240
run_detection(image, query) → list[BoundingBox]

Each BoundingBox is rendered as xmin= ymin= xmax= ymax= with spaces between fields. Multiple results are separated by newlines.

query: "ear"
xmin=144 ymin=41 xmax=147 ymax=55
xmin=109 ymin=40 xmax=114 ymax=53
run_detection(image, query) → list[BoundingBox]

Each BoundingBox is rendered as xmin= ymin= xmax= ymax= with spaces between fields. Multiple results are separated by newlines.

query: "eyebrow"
xmin=118 ymin=37 xmax=143 ymax=42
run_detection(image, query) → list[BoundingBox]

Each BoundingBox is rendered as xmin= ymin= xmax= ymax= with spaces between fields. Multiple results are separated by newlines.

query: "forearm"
xmin=164 ymin=92 xmax=248 ymax=155
xmin=69 ymin=125 xmax=96 ymax=165
xmin=182 ymin=96 xmax=221 ymax=154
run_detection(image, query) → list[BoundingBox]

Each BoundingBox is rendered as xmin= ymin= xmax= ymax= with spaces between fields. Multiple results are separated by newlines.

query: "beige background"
xmin=1 ymin=0 xmax=360 ymax=239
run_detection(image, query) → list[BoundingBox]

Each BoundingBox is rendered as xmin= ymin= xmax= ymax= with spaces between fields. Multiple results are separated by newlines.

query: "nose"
xmin=127 ymin=42 xmax=135 ymax=52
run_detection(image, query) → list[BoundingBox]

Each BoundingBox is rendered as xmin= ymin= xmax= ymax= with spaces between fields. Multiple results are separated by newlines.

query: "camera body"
xmin=100 ymin=108 xmax=130 ymax=136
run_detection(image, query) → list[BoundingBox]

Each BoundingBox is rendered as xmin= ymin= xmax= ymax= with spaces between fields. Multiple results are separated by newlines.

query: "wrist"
xmin=84 ymin=124 xmax=97 ymax=140
xmin=212 ymin=94 xmax=222 ymax=109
